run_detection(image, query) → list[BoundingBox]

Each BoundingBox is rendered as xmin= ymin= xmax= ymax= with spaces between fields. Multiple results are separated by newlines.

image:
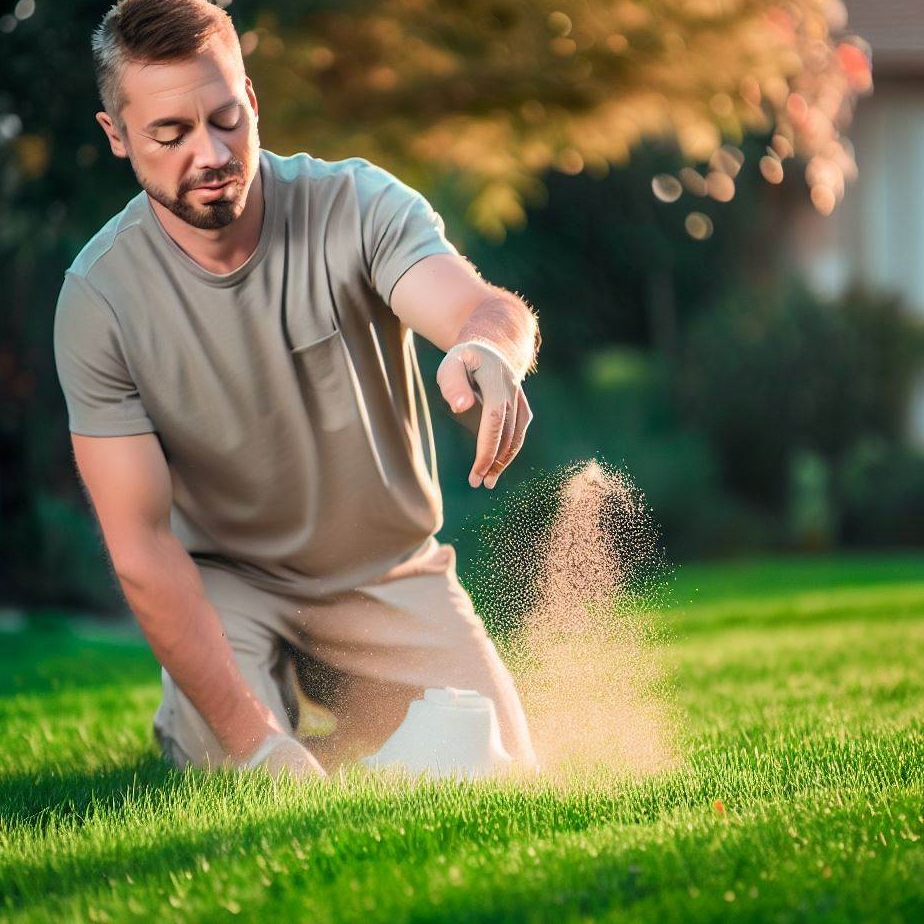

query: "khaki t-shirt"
xmin=53 ymin=149 xmax=461 ymax=598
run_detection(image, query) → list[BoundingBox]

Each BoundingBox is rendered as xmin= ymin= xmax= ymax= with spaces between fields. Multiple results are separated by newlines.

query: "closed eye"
xmin=157 ymin=116 xmax=243 ymax=149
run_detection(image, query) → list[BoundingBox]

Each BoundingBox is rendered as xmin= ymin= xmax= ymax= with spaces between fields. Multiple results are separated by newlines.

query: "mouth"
xmin=195 ymin=179 xmax=235 ymax=190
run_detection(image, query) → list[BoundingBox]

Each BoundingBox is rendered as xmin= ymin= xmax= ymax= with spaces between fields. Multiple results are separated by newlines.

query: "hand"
xmin=237 ymin=732 xmax=327 ymax=781
xmin=436 ymin=340 xmax=534 ymax=489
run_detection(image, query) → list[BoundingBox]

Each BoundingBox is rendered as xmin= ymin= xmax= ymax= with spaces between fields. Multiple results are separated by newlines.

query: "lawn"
xmin=1 ymin=552 xmax=922 ymax=922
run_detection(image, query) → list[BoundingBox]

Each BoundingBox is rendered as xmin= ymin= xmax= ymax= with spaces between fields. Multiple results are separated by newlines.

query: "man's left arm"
xmin=390 ymin=253 xmax=541 ymax=489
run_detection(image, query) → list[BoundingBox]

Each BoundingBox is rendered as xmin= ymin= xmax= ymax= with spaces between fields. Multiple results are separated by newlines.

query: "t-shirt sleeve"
xmin=53 ymin=272 xmax=157 ymax=437
xmin=354 ymin=161 xmax=460 ymax=307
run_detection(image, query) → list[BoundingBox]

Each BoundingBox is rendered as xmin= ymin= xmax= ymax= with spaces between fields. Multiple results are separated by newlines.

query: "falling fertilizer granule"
xmin=470 ymin=459 xmax=680 ymax=781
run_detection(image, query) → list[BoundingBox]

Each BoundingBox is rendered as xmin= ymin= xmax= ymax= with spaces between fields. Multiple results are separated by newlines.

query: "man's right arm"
xmin=70 ymin=431 xmax=317 ymax=769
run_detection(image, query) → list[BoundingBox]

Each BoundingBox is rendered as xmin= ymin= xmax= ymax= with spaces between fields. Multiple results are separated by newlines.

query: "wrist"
xmin=449 ymin=339 xmax=524 ymax=383
xmin=453 ymin=291 xmax=539 ymax=380
xmin=218 ymin=699 xmax=287 ymax=761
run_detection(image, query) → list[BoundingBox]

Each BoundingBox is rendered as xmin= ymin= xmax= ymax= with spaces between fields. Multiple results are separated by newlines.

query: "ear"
xmin=95 ymin=111 xmax=129 ymax=159
xmin=244 ymin=76 xmax=258 ymax=121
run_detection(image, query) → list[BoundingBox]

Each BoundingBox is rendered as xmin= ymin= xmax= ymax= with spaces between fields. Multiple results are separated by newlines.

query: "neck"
xmin=148 ymin=162 xmax=265 ymax=275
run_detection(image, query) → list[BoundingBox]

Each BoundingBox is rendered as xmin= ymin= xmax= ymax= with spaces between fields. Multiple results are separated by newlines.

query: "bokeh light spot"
xmin=685 ymin=211 xmax=714 ymax=239
xmin=679 ymin=167 xmax=707 ymax=196
xmin=547 ymin=11 xmax=572 ymax=36
xmin=771 ymin=133 xmax=794 ymax=159
xmin=240 ymin=31 xmax=259 ymax=57
xmin=706 ymin=171 xmax=735 ymax=202
xmin=652 ymin=173 xmax=683 ymax=203
xmin=811 ymin=183 xmax=837 ymax=215
xmin=760 ymin=155 xmax=785 ymax=184
xmin=708 ymin=145 xmax=743 ymax=177
xmin=13 ymin=0 xmax=34 ymax=21
xmin=556 ymin=147 xmax=584 ymax=174
xmin=0 ymin=113 xmax=23 ymax=144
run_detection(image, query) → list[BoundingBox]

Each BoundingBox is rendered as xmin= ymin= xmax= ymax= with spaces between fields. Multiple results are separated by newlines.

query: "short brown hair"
xmin=91 ymin=0 xmax=242 ymax=126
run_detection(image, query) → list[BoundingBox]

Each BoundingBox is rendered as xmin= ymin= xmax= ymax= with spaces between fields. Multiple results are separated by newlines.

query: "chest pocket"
xmin=290 ymin=329 xmax=360 ymax=433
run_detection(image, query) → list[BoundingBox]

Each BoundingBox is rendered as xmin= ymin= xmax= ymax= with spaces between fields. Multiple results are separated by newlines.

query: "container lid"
xmin=423 ymin=687 xmax=487 ymax=708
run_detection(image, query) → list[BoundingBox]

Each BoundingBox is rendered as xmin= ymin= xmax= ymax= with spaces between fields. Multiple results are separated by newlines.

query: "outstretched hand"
xmin=436 ymin=341 xmax=533 ymax=489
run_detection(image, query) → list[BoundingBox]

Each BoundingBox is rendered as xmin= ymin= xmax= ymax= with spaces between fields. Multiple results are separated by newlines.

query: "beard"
xmin=136 ymin=154 xmax=253 ymax=230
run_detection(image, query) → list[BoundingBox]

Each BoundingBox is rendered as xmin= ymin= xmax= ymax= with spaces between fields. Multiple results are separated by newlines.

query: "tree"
xmin=240 ymin=0 xmax=872 ymax=239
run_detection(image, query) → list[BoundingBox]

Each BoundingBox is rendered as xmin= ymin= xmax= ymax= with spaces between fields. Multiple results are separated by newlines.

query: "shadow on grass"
xmin=0 ymin=756 xmax=679 ymax=912
xmin=0 ymin=753 xmax=180 ymax=829
xmin=0 ymin=756 xmax=328 ymax=911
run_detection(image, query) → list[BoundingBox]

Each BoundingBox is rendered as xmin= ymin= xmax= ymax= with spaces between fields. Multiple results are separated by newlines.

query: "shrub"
xmin=838 ymin=438 xmax=924 ymax=546
xmin=678 ymin=278 xmax=924 ymax=520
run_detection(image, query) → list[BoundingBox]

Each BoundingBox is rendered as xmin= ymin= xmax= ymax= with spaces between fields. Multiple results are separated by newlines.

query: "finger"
xmin=436 ymin=351 xmax=478 ymax=413
xmin=483 ymin=392 xmax=518 ymax=489
xmin=484 ymin=389 xmax=532 ymax=488
xmin=469 ymin=401 xmax=507 ymax=488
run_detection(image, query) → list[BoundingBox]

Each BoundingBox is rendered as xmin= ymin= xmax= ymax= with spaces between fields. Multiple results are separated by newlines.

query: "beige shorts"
xmin=152 ymin=539 xmax=536 ymax=773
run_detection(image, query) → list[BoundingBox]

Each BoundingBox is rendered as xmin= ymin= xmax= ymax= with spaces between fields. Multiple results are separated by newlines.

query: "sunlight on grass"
xmin=1 ymin=555 xmax=922 ymax=922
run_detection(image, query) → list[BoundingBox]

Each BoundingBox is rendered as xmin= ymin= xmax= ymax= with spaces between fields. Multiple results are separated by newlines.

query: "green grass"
xmin=1 ymin=552 xmax=922 ymax=922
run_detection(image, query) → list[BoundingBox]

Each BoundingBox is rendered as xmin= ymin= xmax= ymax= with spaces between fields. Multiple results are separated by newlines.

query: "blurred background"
xmin=1 ymin=0 xmax=922 ymax=618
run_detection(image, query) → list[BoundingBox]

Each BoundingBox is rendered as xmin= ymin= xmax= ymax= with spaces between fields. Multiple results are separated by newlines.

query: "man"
xmin=53 ymin=0 xmax=540 ymax=779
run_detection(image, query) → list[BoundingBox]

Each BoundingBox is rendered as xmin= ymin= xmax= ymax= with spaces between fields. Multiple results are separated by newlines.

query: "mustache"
xmin=181 ymin=161 xmax=245 ymax=194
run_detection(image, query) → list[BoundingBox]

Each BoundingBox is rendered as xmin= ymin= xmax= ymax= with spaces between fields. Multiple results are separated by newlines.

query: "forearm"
xmin=114 ymin=531 xmax=285 ymax=761
xmin=454 ymin=289 xmax=540 ymax=381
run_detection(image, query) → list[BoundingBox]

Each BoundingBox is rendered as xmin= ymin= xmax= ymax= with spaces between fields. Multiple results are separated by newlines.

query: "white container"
xmin=359 ymin=687 xmax=514 ymax=780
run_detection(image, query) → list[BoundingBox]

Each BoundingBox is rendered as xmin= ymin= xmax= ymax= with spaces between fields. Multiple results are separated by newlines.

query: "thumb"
xmin=437 ymin=350 xmax=478 ymax=413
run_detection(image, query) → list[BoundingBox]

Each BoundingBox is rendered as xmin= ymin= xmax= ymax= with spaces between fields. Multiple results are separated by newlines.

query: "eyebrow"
xmin=143 ymin=99 xmax=241 ymax=132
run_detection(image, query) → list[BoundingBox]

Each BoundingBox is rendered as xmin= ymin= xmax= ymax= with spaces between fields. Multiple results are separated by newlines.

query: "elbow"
xmin=109 ymin=527 xmax=177 ymax=588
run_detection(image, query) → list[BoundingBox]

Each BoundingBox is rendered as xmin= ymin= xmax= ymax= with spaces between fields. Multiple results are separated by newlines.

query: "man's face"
xmin=97 ymin=36 xmax=260 ymax=230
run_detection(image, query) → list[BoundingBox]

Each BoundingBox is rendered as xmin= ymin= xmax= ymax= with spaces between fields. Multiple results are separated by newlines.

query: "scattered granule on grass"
xmin=471 ymin=459 xmax=681 ymax=782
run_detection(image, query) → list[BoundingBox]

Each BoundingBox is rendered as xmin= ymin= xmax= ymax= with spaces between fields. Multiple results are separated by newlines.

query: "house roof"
xmin=842 ymin=1 xmax=924 ymax=77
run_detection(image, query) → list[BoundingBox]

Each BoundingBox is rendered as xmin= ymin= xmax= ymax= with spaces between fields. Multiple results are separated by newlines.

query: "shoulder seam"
xmin=73 ymin=208 xmax=145 ymax=279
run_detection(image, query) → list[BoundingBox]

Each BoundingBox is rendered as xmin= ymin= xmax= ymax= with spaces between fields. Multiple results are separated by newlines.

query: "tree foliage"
xmin=240 ymin=0 xmax=871 ymax=237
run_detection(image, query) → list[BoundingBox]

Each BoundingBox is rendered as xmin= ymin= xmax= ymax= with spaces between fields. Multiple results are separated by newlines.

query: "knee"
xmin=153 ymin=724 xmax=194 ymax=771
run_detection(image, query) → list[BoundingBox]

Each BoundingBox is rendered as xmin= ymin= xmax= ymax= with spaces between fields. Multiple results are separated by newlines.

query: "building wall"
xmin=787 ymin=77 xmax=924 ymax=445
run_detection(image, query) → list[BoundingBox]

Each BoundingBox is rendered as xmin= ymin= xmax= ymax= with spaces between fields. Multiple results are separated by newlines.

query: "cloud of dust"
xmin=473 ymin=459 xmax=680 ymax=782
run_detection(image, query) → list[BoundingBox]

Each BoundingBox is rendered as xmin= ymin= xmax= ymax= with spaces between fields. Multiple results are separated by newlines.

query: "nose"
xmin=191 ymin=124 xmax=232 ymax=175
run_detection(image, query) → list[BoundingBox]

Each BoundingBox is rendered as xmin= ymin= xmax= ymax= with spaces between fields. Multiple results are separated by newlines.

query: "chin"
xmin=175 ymin=186 xmax=245 ymax=230
xmin=187 ymin=204 xmax=241 ymax=230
